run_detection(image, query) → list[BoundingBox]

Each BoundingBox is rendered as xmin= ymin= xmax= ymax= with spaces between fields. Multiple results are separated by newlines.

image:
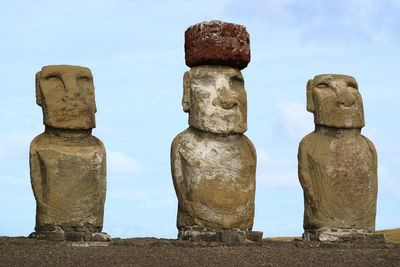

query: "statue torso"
xmin=172 ymin=128 xmax=256 ymax=228
xmin=30 ymin=132 xmax=106 ymax=227
xmin=298 ymin=129 xmax=377 ymax=230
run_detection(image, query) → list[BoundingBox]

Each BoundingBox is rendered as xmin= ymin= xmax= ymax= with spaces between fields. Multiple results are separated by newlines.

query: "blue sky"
xmin=0 ymin=0 xmax=399 ymax=238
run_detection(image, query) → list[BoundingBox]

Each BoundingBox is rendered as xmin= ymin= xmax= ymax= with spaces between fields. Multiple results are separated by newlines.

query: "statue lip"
xmin=220 ymin=102 xmax=238 ymax=110
xmin=336 ymin=102 xmax=358 ymax=109
xmin=210 ymin=107 xmax=240 ymax=116
xmin=336 ymin=105 xmax=354 ymax=109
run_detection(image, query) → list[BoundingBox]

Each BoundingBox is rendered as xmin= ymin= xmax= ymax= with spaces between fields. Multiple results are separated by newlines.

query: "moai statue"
xmin=171 ymin=21 xmax=262 ymax=243
xmin=298 ymin=74 xmax=383 ymax=242
xmin=29 ymin=65 xmax=110 ymax=242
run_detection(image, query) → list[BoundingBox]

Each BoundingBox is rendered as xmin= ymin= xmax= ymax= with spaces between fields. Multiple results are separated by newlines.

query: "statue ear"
xmin=306 ymin=79 xmax=315 ymax=112
xmin=182 ymin=71 xmax=191 ymax=113
xmin=35 ymin=71 xmax=42 ymax=106
xmin=93 ymin=81 xmax=97 ymax=113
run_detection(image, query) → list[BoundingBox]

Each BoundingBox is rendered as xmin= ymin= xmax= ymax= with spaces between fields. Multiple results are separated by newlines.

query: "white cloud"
xmin=233 ymin=0 xmax=400 ymax=56
xmin=257 ymin=149 xmax=299 ymax=189
xmin=107 ymin=150 xmax=140 ymax=179
xmin=345 ymin=0 xmax=400 ymax=43
xmin=275 ymin=102 xmax=314 ymax=142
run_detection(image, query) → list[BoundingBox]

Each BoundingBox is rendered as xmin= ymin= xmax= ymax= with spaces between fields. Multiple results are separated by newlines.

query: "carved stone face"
xmin=183 ymin=65 xmax=247 ymax=133
xmin=307 ymin=74 xmax=365 ymax=128
xmin=36 ymin=65 xmax=96 ymax=129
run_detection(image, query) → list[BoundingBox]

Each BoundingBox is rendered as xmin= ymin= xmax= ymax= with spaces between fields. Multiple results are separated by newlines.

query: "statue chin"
xmin=189 ymin=115 xmax=247 ymax=134
xmin=314 ymin=112 xmax=365 ymax=129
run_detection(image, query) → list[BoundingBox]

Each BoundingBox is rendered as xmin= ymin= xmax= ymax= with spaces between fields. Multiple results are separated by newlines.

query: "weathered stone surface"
xmin=30 ymin=65 xmax=108 ymax=239
xmin=303 ymin=228 xmax=385 ymax=243
xmin=185 ymin=20 xmax=250 ymax=69
xmin=65 ymin=232 xmax=84 ymax=242
xmin=172 ymin=30 xmax=257 ymax=237
xmin=30 ymin=128 xmax=106 ymax=229
xmin=83 ymin=232 xmax=112 ymax=242
xmin=218 ymin=231 xmax=247 ymax=243
xmin=35 ymin=65 xmax=96 ymax=130
xmin=75 ymin=226 xmax=90 ymax=232
xmin=172 ymin=128 xmax=256 ymax=229
xmin=29 ymin=230 xmax=111 ymax=242
xmin=298 ymin=74 xmax=378 ymax=240
xmin=178 ymin=226 xmax=218 ymax=242
xmin=61 ymin=226 xmax=75 ymax=232
xmin=36 ymin=224 xmax=59 ymax=232
xmin=306 ymin=74 xmax=365 ymax=128
xmin=173 ymin=66 xmax=255 ymax=227
xmin=29 ymin=231 xmax=65 ymax=241
xmin=246 ymin=231 xmax=263 ymax=242
xmin=178 ymin=226 xmax=262 ymax=243
xmin=182 ymin=66 xmax=247 ymax=134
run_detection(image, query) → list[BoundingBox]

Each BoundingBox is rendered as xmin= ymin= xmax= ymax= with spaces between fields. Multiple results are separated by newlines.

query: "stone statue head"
xmin=36 ymin=65 xmax=96 ymax=130
xmin=306 ymin=74 xmax=365 ymax=128
xmin=182 ymin=65 xmax=247 ymax=134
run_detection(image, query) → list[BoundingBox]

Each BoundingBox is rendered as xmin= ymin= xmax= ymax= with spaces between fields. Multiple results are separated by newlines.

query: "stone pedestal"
xmin=29 ymin=225 xmax=111 ymax=242
xmin=302 ymin=228 xmax=385 ymax=243
xmin=178 ymin=226 xmax=263 ymax=243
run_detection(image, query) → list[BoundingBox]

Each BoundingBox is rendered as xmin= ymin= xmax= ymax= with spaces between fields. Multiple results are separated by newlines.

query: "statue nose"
xmin=336 ymin=86 xmax=355 ymax=107
xmin=215 ymin=86 xmax=238 ymax=109
xmin=62 ymin=79 xmax=81 ymax=101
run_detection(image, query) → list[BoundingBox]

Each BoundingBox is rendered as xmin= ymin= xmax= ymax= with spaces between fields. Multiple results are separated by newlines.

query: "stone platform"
xmin=29 ymin=225 xmax=111 ymax=242
xmin=178 ymin=226 xmax=263 ymax=243
xmin=303 ymin=227 xmax=385 ymax=243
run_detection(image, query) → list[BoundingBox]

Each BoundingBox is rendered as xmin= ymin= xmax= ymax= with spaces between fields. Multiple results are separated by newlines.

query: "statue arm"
xmin=243 ymin=135 xmax=257 ymax=189
xmin=363 ymin=135 xmax=378 ymax=189
xmin=93 ymin=136 xmax=107 ymax=199
xmin=298 ymin=138 xmax=314 ymax=197
xmin=243 ymin=135 xmax=257 ymax=165
xmin=363 ymin=136 xmax=378 ymax=166
xmin=171 ymin=136 xmax=188 ymax=206
xmin=29 ymin=139 xmax=43 ymax=204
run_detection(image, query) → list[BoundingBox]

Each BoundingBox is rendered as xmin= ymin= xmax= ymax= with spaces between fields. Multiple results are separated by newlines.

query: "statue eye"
xmin=347 ymin=82 xmax=358 ymax=89
xmin=316 ymin=83 xmax=329 ymax=88
xmin=44 ymin=75 xmax=59 ymax=80
xmin=230 ymin=76 xmax=244 ymax=87
xmin=197 ymin=76 xmax=214 ymax=86
xmin=78 ymin=76 xmax=90 ymax=81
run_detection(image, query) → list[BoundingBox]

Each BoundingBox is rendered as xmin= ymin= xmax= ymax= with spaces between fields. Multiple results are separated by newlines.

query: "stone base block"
xmin=29 ymin=231 xmax=65 ymax=241
xmin=178 ymin=226 xmax=263 ymax=243
xmin=246 ymin=231 xmax=264 ymax=242
xmin=29 ymin=225 xmax=111 ymax=242
xmin=302 ymin=228 xmax=385 ymax=243
xmin=83 ymin=232 xmax=112 ymax=242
